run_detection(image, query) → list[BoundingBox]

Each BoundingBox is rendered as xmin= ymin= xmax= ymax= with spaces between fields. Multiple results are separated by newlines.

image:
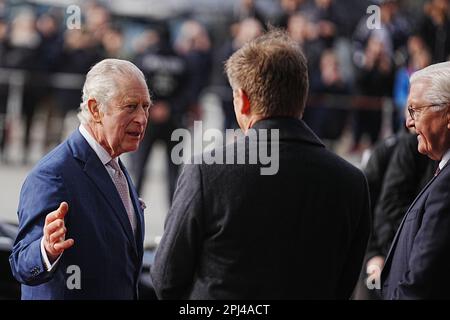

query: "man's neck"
xmin=82 ymin=123 xmax=115 ymax=158
xmin=82 ymin=123 xmax=97 ymax=140
xmin=244 ymin=114 xmax=267 ymax=133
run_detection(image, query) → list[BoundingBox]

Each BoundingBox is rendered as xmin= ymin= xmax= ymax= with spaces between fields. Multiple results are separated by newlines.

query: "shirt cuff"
xmin=40 ymin=237 xmax=62 ymax=272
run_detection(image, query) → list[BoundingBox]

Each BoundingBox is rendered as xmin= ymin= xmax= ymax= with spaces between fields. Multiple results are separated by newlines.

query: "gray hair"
xmin=77 ymin=59 xmax=147 ymax=124
xmin=410 ymin=61 xmax=450 ymax=111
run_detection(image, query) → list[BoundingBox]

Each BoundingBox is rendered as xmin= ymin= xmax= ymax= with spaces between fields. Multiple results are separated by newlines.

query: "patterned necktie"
xmin=108 ymin=159 xmax=137 ymax=234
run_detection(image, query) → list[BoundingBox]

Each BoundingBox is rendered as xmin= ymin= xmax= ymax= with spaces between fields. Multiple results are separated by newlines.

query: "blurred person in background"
xmin=353 ymin=0 xmax=410 ymax=63
xmin=274 ymin=0 xmax=307 ymax=28
xmin=393 ymin=39 xmax=431 ymax=132
xmin=303 ymin=0 xmax=341 ymax=49
xmin=83 ymin=1 xmax=111 ymax=45
xmin=232 ymin=0 xmax=266 ymax=28
xmin=351 ymin=32 xmax=395 ymax=153
xmin=10 ymin=59 xmax=150 ymax=299
xmin=3 ymin=8 xmax=42 ymax=164
xmin=304 ymin=49 xmax=350 ymax=146
xmin=46 ymin=2 xmax=110 ymax=149
xmin=215 ymin=17 xmax=263 ymax=130
xmin=35 ymin=11 xmax=62 ymax=73
xmin=287 ymin=12 xmax=323 ymax=73
xmin=50 ymin=28 xmax=102 ymax=148
xmin=174 ymin=19 xmax=212 ymax=125
xmin=128 ymin=26 xmax=188 ymax=201
xmin=0 ymin=18 xmax=8 ymax=162
xmin=101 ymin=24 xmax=127 ymax=59
xmin=416 ymin=0 xmax=450 ymax=63
xmin=35 ymin=11 xmax=64 ymax=152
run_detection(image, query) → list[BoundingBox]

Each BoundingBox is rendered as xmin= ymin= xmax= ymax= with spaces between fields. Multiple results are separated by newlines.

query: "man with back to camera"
xmin=151 ymin=30 xmax=371 ymax=299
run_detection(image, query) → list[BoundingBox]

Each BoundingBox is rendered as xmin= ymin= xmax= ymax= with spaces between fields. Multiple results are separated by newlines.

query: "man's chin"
xmin=417 ymin=144 xmax=426 ymax=156
xmin=123 ymin=142 xmax=140 ymax=153
xmin=418 ymin=145 xmax=436 ymax=160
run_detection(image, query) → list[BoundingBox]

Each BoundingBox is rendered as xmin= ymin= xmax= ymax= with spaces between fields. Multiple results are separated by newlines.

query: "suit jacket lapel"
xmin=382 ymin=172 xmax=439 ymax=280
xmin=69 ymin=130 xmax=138 ymax=256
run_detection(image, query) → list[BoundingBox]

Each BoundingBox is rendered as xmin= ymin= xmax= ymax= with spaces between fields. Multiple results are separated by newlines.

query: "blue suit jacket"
xmin=381 ymin=162 xmax=450 ymax=299
xmin=9 ymin=129 xmax=145 ymax=299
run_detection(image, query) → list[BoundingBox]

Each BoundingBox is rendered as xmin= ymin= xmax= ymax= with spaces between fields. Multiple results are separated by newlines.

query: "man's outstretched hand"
xmin=43 ymin=202 xmax=74 ymax=263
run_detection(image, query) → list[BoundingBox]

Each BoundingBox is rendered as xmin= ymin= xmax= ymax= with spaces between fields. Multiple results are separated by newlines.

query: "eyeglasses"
xmin=407 ymin=103 xmax=449 ymax=121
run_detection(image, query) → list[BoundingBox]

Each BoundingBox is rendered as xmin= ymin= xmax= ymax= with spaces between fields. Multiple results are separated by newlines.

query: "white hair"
xmin=77 ymin=59 xmax=147 ymax=124
xmin=410 ymin=61 xmax=450 ymax=111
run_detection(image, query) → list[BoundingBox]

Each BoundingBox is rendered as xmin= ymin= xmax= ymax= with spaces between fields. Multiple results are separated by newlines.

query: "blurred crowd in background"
xmin=0 ymin=0 xmax=446 ymax=166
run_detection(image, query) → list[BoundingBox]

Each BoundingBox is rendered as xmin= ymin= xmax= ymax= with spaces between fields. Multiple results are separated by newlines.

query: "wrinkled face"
xmin=406 ymin=81 xmax=450 ymax=160
xmin=96 ymin=76 xmax=151 ymax=157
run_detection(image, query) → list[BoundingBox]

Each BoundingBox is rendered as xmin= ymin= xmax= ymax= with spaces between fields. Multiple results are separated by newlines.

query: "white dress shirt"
xmin=439 ymin=148 xmax=450 ymax=171
xmin=41 ymin=125 xmax=134 ymax=271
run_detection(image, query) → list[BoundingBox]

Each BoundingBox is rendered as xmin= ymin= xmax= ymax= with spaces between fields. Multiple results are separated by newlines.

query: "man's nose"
xmin=405 ymin=113 xmax=415 ymax=130
xmin=134 ymin=106 xmax=148 ymax=125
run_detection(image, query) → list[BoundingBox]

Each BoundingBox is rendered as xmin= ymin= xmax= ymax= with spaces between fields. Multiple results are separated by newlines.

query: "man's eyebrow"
xmin=121 ymin=96 xmax=140 ymax=103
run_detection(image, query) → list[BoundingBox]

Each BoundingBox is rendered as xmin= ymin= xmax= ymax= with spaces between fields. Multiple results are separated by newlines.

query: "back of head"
xmin=225 ymin=29 xmax=309 ymax=118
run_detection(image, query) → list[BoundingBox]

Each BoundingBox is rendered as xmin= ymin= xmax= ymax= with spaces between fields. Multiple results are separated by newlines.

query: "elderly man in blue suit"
xmin=381 ymin=61 xmax=450 ymax=299
xmin=9 ymin=59 xmax=151 ymax=299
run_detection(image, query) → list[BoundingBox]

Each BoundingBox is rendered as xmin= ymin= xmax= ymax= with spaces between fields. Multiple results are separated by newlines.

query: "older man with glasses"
xmin=381 ymin=61 xmax=450 ymax=299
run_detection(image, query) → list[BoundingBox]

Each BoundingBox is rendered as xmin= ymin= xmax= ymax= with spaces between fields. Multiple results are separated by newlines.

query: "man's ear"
xmin=446 ymin=106 xmax=450 ymax=129
xmin=87 ymin=99 xmax=102 ymax=123
xmin=237 ymin=88 xmax=251 ymax=115
xmin=242 ymin=90 xmax=251 ymax=115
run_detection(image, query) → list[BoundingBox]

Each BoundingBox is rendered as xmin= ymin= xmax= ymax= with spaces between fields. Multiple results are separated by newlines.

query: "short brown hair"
xmin=225 ymin=29 xmax=309 ymax=117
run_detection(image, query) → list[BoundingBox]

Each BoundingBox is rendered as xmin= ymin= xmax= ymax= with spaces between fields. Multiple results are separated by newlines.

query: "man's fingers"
xmin=45 ymin=210 xmax=59 ymax=225
xmin=58 ymin=202 xmax=69 ymax=219
xmin=45 ymin=202 xmax=69 ymax=224
xmin=45 ymin=219 xmax=65 ymax=236
xmin=49 ymin=227 xmax=67 ymax=243
xmin=53 ymin=239 xmax=74 ymax=251
xmin=42 ymin=202 xmax=71 ymax=256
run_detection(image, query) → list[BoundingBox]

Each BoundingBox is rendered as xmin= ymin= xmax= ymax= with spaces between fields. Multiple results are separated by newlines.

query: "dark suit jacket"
xmin=381 ymin=161 xmax=450 ymax=299
xmin=369 ymin=133 xmax=436 ymax=259
xmin=9 ymin=129 xmax=145 ymax=299
xmin=151 ymin=117 xmax=371 ymax=299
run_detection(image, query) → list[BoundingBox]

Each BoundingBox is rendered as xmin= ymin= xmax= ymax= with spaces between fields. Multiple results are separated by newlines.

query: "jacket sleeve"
xmin=9 ymin=167 xmax=69 ymax=285
xmin=151 ymin=163 xmax=204 ymax=299
xmin=363 ymin=137 xmax=397 ymax=259
xmin=337 ymin=172 xmax=371 ymax=299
